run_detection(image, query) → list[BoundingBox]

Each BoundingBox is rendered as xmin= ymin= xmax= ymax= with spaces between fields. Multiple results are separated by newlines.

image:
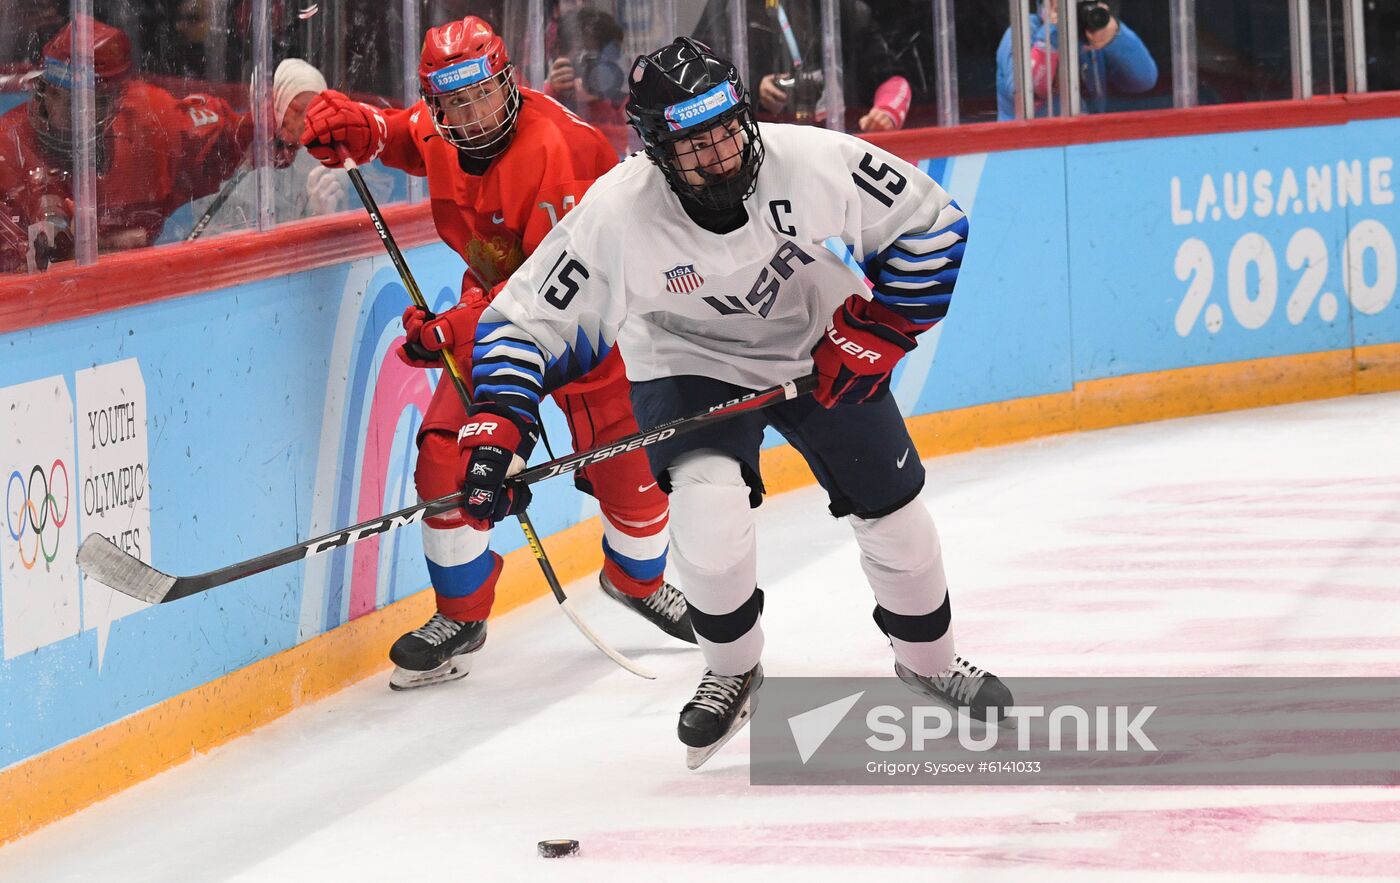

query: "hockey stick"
xmin=187 ymin=162 xmax=251 ymax=241
xmin=333 ymin=159 xmax=656 ymax=677
xmin=76 ymin=376 xmax=812 ymax=602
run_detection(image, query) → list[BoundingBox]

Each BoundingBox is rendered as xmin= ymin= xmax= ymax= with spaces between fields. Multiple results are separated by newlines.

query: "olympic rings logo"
xmin=6 ymin=459 xmax=70 ymax=571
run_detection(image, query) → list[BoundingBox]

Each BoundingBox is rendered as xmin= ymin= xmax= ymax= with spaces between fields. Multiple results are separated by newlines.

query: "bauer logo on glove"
xmin=810 ymin=295 xmax=917 ymax=409
xmin=823 ymin=325 xmax=885 ymax=364
xmin=458 ymin=420 xmax=501 ymax=441
xmin=456 ymin=405 xmax=539 ymax=526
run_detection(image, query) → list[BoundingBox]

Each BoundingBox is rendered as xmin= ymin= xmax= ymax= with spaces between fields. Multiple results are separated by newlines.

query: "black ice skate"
xmin=600 ymin=573 xmax=697 ymax=644
xmin=895 ymin=656 xmax=1014 ymax=722
xmin=388 ymin=613 xmax=487 ymax=691
xmin=678 ymin=664 xmax=764 ymax=770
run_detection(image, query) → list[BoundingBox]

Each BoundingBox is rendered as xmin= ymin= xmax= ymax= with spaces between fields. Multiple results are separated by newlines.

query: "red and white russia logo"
xmin=663 ymin=263 xmax=705 ymax=293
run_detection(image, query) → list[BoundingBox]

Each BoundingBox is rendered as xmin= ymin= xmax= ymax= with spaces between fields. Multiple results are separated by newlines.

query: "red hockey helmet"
xmin=417 ymin=16 xmax=520 ymax=161
xmin=42 ymin=16 xmax=134 ymax=85
xmin=30 ymin=16 xmax=133 ymax=158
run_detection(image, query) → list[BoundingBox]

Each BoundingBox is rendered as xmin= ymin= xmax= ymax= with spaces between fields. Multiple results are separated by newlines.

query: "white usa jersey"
xmin=470 ymin=123 xmax=967 ymax=415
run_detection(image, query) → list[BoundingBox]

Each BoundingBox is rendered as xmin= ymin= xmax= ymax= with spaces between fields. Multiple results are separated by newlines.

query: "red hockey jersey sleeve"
xmin=377 ymin=102 xmax=430 ymax=177
xmin=167 ymin=92 xmax=252 ymax=203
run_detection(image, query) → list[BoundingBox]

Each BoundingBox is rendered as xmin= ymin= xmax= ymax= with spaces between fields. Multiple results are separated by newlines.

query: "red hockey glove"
xmin=457 ymin=405 xmax=539 ymax=527
xmin=396 ymin=304 xmax=439 ymax=368
xmin=396 ymin=288 xmax=488 ymax=369
xmin=419 ymin=288 xmax=487 ymax=354
xmin=300 ymin=90 xmax=388 ymax=168
xmin=811 ymin=295 xmax=917 ymax=409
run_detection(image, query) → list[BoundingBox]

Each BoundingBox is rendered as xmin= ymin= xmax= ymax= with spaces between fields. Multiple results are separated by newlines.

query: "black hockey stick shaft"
xmin=342 ymin=156 xmax=646 ymax=673
xmin=81 ymin=377 xmax=812 ymax=602
xmin=341 ymin=158 xmax=474 ymax=409
xmin=187 ymin=163 xmax=251 ymax=241
xmin=341 ymin=157 xmax=544 ymax=576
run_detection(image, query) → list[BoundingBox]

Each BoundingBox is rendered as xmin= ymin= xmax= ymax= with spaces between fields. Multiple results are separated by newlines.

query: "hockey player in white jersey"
xmin=454 ymin=37 xmax=1012 ymax=768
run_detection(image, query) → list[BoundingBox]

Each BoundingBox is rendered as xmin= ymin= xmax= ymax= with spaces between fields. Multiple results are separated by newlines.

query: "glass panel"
xmin=1363 ymin=0 xmax=1399 ymax=92
xmin=1104 ymin=1 xmax=1172 ymax=112
xmin=695 ymin=0 xmax=907 ymax=134
xmin=549 ymin=0 xmax=642 ymax=155
xmin=955 ymin=0 xmax=1007 ymax=122
xmin=984 ymin=1 xmax=1167 ymax=122
xmin=60 ymin=1 xmax=257 ymax=247
xmin=868 ymin=1 xmax=942 ymax=130
xmin=256 ymin=0 xmax=411 ymax=224
xmin=1309 ymin=0 xmax=1348 ymax=96
xmin=1195 ymin=0 xmax=1292 ymax=106
xmin=1 ymin=4 xmax=83 ymax=274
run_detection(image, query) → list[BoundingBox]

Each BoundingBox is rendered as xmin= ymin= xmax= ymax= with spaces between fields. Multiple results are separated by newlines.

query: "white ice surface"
xmin=4 ymin=393 xmax=1399 ymax=882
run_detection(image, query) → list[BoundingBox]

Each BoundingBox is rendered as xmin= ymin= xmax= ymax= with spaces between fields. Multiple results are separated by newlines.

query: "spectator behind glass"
xmin=996 ymin=0 xmax=1157 ymax=120
xmin=0 ymin=16 xmax=251 ymax=273
xmin=171 ymin=0 xmax=243 ymax=83
xmin=544 ymin=0 xmax=589 ymax=61
xmin=545 ymin=7 xmax=629 ymax=155
xmin=177 ymin=59 xmax=351 ymax=239
xmin=693 ymin=0 xmax=913 ymax=134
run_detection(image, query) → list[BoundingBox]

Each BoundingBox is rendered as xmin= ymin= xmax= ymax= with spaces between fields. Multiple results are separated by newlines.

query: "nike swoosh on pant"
xmin=896 ymin=449 xmax=910 ymax=468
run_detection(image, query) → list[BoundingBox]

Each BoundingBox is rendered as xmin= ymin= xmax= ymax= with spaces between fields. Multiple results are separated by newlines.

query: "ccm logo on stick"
xmin=826 ymin=327 xmax=883 ymax=363
xmin=457 ymin=421 xmax=499 ymax=441
xmin=308 ymin=510 xmax=428 ymax=554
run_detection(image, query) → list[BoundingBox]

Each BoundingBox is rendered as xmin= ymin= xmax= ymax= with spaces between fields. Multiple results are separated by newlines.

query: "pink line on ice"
xmin=581 ymin=800 xmax=1400 ymax=875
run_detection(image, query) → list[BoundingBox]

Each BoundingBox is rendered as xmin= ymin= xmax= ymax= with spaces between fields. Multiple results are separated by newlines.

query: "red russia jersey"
xmin=0 ymin=80 xmax=249 ymax=267
xmin=377 ymin=86 xmax=617 ymax=290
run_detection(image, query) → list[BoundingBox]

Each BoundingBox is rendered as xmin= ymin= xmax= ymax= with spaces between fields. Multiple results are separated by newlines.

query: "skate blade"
xmin=684 ymin=694 xmax=755 ymax=771
xmin=388 ymin=653 xmax=474 ymax=691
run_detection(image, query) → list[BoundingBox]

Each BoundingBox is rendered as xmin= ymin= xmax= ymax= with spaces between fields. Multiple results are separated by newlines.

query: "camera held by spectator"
xmin=573 ymin=45 xmax=625 ymax=103
xmin=547 ymin=8 xmax=626 ymax=106
xmin=1076 ymin=1 xmax=1112 ymax=40
xmin=771 ymin=69 xmax=824 ymax=123
xmin=698 ymin=0 xmax=910 ymax=134
xmin=545 ymin=7 xmax=629 ymax=152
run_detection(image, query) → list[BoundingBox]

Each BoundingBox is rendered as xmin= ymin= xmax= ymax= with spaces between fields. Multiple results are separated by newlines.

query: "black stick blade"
xmin=77 ymin=533 xmax=177 ymax=604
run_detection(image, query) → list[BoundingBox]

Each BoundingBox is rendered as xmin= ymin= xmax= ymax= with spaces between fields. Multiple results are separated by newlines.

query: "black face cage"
xmin=638 ymin=105 xmax=764 ymax=213
xmin=29 ymin=77 xmax=124 ymax=161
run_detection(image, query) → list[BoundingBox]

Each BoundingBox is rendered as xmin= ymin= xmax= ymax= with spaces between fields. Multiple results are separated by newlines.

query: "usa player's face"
xmin=671 ymin=119 xmax=744 ymax=186
xmin=440 ymin=79 xmax=508 ymax=134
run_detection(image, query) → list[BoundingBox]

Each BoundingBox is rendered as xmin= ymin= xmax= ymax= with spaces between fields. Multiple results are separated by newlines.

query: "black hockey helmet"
xmin=625 ymin=37 xmax=764 ymax=212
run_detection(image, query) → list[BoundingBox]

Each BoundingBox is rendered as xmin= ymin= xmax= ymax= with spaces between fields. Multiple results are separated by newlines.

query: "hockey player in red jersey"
xmin=0 ymin=16 xmax=250 ymax=273
xmin=300 ymin=15 xmax=693 ymax=689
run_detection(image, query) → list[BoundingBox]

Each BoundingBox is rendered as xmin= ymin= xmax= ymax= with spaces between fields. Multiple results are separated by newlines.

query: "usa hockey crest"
xmin=663 ymin=263 xmax=704 ymax=293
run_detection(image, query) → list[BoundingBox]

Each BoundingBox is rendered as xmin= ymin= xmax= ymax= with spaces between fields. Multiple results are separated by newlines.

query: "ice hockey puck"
xmin=538 ymin=839 xmax=580 ymax=858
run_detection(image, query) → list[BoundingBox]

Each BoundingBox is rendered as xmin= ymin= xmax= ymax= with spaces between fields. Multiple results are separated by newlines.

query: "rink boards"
xmin=2 ymin=114 xmax=1399 ymax=843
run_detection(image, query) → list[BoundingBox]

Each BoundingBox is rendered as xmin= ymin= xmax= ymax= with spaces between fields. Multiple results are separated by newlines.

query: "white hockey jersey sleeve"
xmin=837 ymin=134 xmax=967 ymax=332
xmin=471 ymin=197 xmax=625 ymax=421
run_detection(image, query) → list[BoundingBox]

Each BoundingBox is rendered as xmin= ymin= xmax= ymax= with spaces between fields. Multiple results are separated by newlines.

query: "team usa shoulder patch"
xmin=663 ymin=263 xmax=705 ymax=293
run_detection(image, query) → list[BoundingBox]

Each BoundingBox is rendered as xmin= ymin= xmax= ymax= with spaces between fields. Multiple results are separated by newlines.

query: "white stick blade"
xmin=558 ymin=598 xmax=655 ymax=679
xmin=77 ymin=533 xmax=177 ymax=604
